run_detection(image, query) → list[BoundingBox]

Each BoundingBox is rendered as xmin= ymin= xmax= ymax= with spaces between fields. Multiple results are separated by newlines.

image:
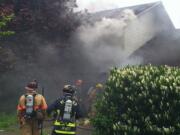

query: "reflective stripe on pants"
xmin=54 ymin=121 xmax=76 ymax=127
xmin=54 ymin=130 xmax=75 ymax=134
xmin=53 ymin=121 xmax=76 ymax=135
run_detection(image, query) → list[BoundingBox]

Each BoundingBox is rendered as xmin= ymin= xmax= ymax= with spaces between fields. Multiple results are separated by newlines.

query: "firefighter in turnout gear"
xmin=47 ymin=85 xmax=81 ymax=135
xmin=87 ymin=83 xmax=103 ymax=117
xmin=17 ymin=80 xmax=47 ymax=135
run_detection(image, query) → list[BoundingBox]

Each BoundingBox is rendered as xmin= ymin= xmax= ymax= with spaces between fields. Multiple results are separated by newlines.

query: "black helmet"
xmin=63 ymin=85 xmax=76 ymax=94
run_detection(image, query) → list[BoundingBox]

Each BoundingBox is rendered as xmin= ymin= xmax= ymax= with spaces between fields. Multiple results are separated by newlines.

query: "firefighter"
xmin=74 ymin=79 xmax=86 ymax=116
xmin=47 ymin=85 xmax=81 ymax=135
xmin=87 ymin=83 xmax=103 ymax=117
xmin=74 ymin=79 xmax=83 ymax=101
xmin=17 ymin=80 xmax=47 ymax=135
xmin=87 ymin=83 xmax=103 ymax=101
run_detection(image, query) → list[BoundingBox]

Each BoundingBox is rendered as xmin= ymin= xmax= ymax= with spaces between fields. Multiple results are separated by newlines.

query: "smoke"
xmin=76 ymin=0 xmax=122 ymax=12
xmin=1 ymin=3 xmax=177 ymax=112
xmin=4 ymin=9 xmax=144 ymax=109
xmin=76 ymin=9 xmax=146 ymax=72
xmin=5 ymin=33 xmax=102 ymax=104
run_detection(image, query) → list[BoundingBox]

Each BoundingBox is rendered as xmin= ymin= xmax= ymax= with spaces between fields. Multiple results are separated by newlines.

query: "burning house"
xmin=79 ymin=2 xmax=180 ymax=67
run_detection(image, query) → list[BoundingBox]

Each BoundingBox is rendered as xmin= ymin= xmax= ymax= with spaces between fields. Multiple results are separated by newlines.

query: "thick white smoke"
xmin=76 ymin=9 xmax=144 ymax=71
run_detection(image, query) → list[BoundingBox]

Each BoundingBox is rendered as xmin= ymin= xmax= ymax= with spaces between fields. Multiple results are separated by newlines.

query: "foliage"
xmin=0 ymin=3 xmax=15 ymax=38
xmin=0 ymin=14 xmax=15 ymax=37
xmin=0 ymin=4 xmax=15 ymax=73
xmin=0 ymin=0 xmax=80 ymax=40
xmin=12 ymin=0 xmax=80 ymax=39
xmin=92 ymin=65 xmax=180 ymax=135
xmin=0 ymin=113 xmax=17 ymax=129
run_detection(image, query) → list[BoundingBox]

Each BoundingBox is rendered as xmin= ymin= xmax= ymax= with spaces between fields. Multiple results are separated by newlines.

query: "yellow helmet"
xmin=95 ymin=83 xmax=103 ymax=89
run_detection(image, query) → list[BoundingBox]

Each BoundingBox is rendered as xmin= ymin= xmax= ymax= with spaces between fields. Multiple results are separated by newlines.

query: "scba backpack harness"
xmin=24 ymin=94 xmax=37 ymax=119
xmin=53 ymin=96 xmax=77 ymax=135
xmin=63 ymin=95 xmax=73 ymax=122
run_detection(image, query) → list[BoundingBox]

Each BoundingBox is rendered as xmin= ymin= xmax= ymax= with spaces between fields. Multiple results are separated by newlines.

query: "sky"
xmin=76 ymin=0 xmax=159 ymax=12
xmin=76 ymin=0 xmax=180 ymax=29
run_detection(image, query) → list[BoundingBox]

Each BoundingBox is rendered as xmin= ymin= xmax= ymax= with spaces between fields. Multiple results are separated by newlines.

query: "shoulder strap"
xmin=24 ymin=93 xmax=37 ymax=97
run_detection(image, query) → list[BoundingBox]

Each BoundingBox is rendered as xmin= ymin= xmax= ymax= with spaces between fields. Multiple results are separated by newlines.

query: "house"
xmin=87 ymin=2 xmax=180 ymax=66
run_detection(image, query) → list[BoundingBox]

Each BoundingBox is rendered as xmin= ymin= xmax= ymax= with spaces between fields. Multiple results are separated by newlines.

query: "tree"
xmin=0 ymin=4 xmax=15 ymax=73
xmin=0 ymin=14 xmax=15 ymax=37
xmin=12 ymin=0 xmax=80 ymax=39
xmin=92 ymin=65 xmax=180 ymax=135
xmin=0 ymin=2 xmax=15 ymax=37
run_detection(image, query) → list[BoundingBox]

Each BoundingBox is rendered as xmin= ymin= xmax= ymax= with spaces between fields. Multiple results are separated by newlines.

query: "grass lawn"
xmin=0 ymin=113 xmax=17 ymax=131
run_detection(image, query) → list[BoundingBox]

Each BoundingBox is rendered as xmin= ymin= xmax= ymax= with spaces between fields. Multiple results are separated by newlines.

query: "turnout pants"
xmin=20 ymin=119 xmax=40 ymax=135
xmin=51 ymin=120 xmax=76 ymax=135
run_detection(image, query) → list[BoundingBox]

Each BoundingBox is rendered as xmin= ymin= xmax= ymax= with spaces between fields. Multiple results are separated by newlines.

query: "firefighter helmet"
xmin=25 ymin=80 xmax=38 ymax=90
xmin=75 ymin=79 xmax=83 ymax=86
xmin=95 ymin=83 xmax=103 ymax=89
xmin=63 ymin=85 xmax=76 ymax=94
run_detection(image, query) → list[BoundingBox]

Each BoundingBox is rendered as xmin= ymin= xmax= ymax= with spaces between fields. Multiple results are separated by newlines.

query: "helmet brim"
xmin=25 ymin=86 xmax=35 ymax=91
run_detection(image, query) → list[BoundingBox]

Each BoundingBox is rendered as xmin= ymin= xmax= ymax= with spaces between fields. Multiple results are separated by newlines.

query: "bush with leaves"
xmin=12 ymin=0 xmax=80 ymax=38
xmin=0 ymin=14 xmax=15 ymax=37
xmin=1 ymin=0 xmax=80 ymax=39
xmin=92 ymin=65 xmax=180 ymax=135
xmin=0 ymin=4 xmax=15 ymax=72
xmin=0 ymin=3 xmax=15 ymax=38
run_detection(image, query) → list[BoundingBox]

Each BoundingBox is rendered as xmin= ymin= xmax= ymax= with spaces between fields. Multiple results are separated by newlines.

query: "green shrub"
xmin=0 ymin=14 xmax=15 ymax=38
xmin=92 ymin=65 xmax=180 ymax=135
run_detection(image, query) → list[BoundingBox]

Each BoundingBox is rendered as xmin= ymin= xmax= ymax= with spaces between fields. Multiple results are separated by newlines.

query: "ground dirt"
xmin=0 ymin=121 xmax=93 ymax=135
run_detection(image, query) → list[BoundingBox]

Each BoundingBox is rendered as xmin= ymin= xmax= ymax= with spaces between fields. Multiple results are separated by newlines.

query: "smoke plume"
xmin=76 ymin=9 xmax=145 ymax=72
xmin=2 ymin=3 xmax=179 ymax=112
